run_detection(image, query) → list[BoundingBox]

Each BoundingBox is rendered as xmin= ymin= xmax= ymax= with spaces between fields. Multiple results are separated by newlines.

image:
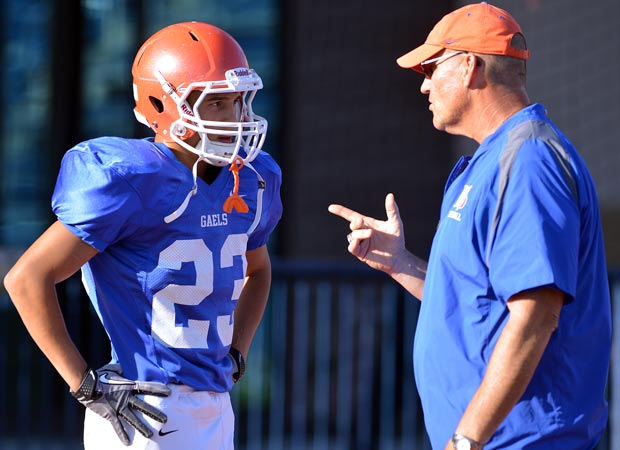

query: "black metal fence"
xmin=0 ymin=261 xmax=618 ymax=449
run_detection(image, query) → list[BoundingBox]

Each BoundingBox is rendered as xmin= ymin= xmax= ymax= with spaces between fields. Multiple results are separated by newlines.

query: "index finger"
xmin=328 ymin=204 xmax=363 ymax=223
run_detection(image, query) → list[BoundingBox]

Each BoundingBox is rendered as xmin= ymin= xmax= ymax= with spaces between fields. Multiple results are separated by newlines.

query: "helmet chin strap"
xmin=163 ymin=156 xmax=202 ymax=224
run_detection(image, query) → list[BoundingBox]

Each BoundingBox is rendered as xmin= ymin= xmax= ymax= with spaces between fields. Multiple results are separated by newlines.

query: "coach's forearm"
xmin=449 ymin=288 xmax=562 ymax=447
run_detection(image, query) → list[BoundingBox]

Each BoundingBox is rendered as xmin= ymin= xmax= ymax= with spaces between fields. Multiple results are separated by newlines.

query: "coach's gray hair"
xmin=476 ymin=33 xmax=528 ymax=88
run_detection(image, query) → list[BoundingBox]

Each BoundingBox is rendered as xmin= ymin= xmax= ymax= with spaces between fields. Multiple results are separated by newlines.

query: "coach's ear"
xmin=461 ymin=53 xmax=481 ymax=88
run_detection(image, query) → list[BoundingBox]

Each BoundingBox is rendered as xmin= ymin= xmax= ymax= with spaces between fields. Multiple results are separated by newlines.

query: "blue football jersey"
xmin=52 ymin=137 xmax=282 ymax=392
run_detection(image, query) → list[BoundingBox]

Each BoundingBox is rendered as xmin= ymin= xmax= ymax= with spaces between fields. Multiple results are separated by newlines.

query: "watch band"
xmin=229 ymin=347 xmax=246 ymax=382
xmin=70 ymin=368 xmax=98 ymax=402
xmin=452 ymin=433 xmax=484 ymax=450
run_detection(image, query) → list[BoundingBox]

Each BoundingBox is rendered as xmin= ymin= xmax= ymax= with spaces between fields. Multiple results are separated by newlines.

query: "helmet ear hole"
xmin=149 ymin=96 xmax=164 ymax=113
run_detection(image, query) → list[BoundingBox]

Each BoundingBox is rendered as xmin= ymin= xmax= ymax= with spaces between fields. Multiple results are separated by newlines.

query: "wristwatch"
xmin=452 ymin=433 xmax=484 ymax=450
xmin=228 ymin=347 xmax=246 ymax=382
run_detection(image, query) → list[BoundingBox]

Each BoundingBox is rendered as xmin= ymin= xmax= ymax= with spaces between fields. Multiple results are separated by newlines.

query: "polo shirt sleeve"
xmin=486 ymin=138 xmax=580 ymax=303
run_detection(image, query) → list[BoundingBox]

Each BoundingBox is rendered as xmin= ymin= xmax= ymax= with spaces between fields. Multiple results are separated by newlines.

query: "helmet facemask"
xmin=156 ymin=67 xmax=267 ymax=168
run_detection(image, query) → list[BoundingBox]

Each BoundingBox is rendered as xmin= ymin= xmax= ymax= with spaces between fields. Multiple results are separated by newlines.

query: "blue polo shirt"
xmin=415 ymin=104 xmax=611 ymax=449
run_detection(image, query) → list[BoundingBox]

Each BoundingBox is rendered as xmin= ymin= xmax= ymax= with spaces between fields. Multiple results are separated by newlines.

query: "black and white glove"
xmin=227 ymin=347 xmax=246 ymax=383
xmin=70 ymin=364 xmax=171 ymax=446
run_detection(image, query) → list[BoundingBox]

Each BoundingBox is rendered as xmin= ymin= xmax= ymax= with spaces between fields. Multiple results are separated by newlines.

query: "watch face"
xmin=455 ymin=439 xmax=472 ymax=450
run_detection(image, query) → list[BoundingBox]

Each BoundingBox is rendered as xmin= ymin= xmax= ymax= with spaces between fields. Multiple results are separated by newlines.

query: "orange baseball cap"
xmin=397 ymin=2 xmax=530 ymax=73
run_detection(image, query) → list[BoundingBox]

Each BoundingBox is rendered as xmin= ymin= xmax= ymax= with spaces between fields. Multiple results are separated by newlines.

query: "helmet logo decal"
xmin=233 ymin=68 xmax=251 ymax=77
xmin=179 ymin=102 xmax=194 ymax=117
xmin=226 ymin=68 xmax=263 ymax=90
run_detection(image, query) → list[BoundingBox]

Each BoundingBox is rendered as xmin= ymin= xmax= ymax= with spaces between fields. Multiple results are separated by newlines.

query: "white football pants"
xmin=83 ymin=385 xmax=234 ymax=450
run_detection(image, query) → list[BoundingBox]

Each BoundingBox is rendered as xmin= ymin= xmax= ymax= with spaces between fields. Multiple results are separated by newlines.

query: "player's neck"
xmin=162 ymin=141 xmax=223 ymax=185
xmin=201 ymin=164 xmax=223 ymax=184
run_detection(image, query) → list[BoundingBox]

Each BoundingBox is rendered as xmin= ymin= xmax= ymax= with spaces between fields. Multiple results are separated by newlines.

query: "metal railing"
xmin=0 ymin=261 xmax=618 ymax=449
xmin=231 ymin=261 xmax=428 ymax=450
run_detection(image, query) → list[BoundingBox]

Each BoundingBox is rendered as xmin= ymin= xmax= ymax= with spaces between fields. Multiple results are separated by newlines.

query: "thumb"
xmin=106 ymin=413 xmax=131 ymax=445
xmin=385 ymin=193 xmax=401 ymax=223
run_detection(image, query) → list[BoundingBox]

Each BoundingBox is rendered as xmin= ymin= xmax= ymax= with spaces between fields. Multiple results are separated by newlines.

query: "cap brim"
xmin=396 ymin=44 xmax=444 ymax=73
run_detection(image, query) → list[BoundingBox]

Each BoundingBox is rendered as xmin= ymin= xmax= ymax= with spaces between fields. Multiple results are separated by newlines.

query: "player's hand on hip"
xmin=328 ymin=193 xmax=406 ymax=275
xmin=227 ymin=346 xmax=246 ymax=384
xmin=71 ymin=364 xmax=171 ymax=446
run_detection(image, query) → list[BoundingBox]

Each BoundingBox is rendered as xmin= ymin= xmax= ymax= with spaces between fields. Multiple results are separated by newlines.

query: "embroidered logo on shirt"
xmin=448 ymin=184 xmax=473 ymax=222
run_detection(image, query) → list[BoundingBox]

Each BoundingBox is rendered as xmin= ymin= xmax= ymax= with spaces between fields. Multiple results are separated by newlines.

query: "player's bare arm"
xmin=3 ymin=220 xmax=98 ymax=391
xmin=5 ymin=220 xmax=171 ymax=445
xmin=328 ymin=193 xmax=427 ymax=300
xmin=446 ymin=286 xmax=564 ymax=449
xmin=232 ymin=244 xmax=272 ymax=360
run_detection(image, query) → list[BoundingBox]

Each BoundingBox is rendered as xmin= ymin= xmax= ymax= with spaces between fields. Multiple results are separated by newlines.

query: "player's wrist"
xmin=228 ymin=346 xmax=246 ymax=382
xmin=70 ymin=367 xmax=99 ymax=402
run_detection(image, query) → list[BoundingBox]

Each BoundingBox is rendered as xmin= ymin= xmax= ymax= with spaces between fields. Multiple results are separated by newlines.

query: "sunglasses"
xmin=420 ymin=51 xmax=465 ymax=78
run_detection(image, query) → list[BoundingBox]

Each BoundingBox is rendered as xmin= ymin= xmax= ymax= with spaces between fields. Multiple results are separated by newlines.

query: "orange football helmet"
xmin=132 ymin=22 xmax=267 ymax=167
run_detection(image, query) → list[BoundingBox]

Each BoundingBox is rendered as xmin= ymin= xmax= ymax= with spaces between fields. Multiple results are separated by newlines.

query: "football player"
xmin=4 ymin=21 xmax=282 ymax=449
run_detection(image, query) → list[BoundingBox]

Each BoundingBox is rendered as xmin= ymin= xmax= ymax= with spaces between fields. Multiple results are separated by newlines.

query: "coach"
xmin=329 ymin=3 xmax=611 ymax=449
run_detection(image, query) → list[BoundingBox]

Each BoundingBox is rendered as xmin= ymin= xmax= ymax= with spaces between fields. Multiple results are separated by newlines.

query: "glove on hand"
xmin=227 ymin=347 xmax=246 ymax=383
xmin=71 ymin=364 xmax=171 ymax=446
